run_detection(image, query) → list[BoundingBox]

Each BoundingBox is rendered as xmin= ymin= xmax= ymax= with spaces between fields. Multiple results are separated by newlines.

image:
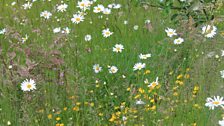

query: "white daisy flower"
xmin=22 ymin=34 xmax=28 ymax=43
xmin=133 ymin=62 xmax=146 ymax=71
xmin=0 ymin=28 xmax=6 ymax=35
xmin=133 ymin=25 xmax=139 ymax=30
xmin=77 ymin=0 xmax=90 ymax=11
xmin=57 ymin=3 xmax=68 ymax=12
xmin=85 ymin=34 xmax=92 ymax=41
xmin=102 ymin=28 xmax=113 ymax=38
xmin=103 ymin=8 xmax=111 ymax=15
xmin=61 ymin=27 xmax=70 ymax=34
xmin=71 ymin=14 xmax=84 ymax=24
xmin=221 ymin=50 xmax=224 ymax=57
xmin=113 ymin=44 xmax=124 ymax=53
xmin=22 ymin=2 xmax=32 ymax=10
xmin=139 ymin=53 xmax=151 ymax=59
xmin=21 ymin=79 xmax=36 ymax=92
xmin=219 ymin=119 xmax=224 ymax=126
xmin=145 ymin=19 xmax=151 ymax=24
xmin=11 ymin=2 xmax=16 ymax=6
xmin=136 ymin=99 xmax=145 ymax=105
xmin=174 ymin=37 xmax=184 ymax=45
xmin=148 ymin=77 xmax=159 ymax=89
xmin=93 ymin=4 xmax=104 ymax=13
xmin=113 ymin=4 xmax=121 ymax=9
xmin=109 ymin=66 xmax=118 ymax=74
xmin=40 ymin=11 xmax=52 ymax=19
xmin=205 ymin=96 xmax=224 ymax=110
xmin=220 ymin=70 xmax=224 ymax=78
xmin=124 ymin=20 xmax=128 ymax=25
xmin=108 ymin=4 xmax=114 ymax=8
xmin=53 ymin=27 xmax=61 ymax=33
xmin=93 ymin=64 xmax=102 ymax=73
xmin=165 ymin=28 xmax=177 ymax=37
xmin=202 ymin=25 xmax=217 ymax=38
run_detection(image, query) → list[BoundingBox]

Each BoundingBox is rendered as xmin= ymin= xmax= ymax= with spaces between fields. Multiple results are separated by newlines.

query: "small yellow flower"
xmin=98 ymin=113 xmax=103 ymax=116
xmin=76 ymin=102 xmax=81 ymax=106
xmin=56 ymin=117 xmax=61 ymax=121
xmin=173 ymin=92 xmax=178 ymax=96
xmin=48 ymin=114 xmax=52 ymax=119
xmin=96 ymin=84 xmax=100 ymax=88
xmin=109 ymin=114 xmax=116 ymax=122
xmin=169 ymin=71 xmax=173 ymax=75
xmin=134 ymin=94 xmax=141 ymax=99
xmin=115 ymin=111 xmax=121 ymax=116
xmin=177 ymin=74 xmax=183 ymax=79
xmin=186 ymin=68 xmax=190 ymax=72
xmin=63 ymin=107 xmax=67 ymax=111
xmin=144 ymin=70 xmax=151 ymax=74
xmin=90 ymin=102 xmax=94 ymax=107
xmin=185 ymin=74 xmax=190 ymax=79
xmin=73 ymin=106 xmax=79 ymax=111
xmin=150 ymin=105 xmax=156 ymax=110
xmin=150 ymin=99 xmax=155 ymax=103
xmin=138 ymin=88 xmax=145 ymax=94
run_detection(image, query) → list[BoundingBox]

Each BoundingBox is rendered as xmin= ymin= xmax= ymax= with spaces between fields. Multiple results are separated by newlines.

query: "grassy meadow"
xmin=0 ymin=0 xmax=224 ymax=126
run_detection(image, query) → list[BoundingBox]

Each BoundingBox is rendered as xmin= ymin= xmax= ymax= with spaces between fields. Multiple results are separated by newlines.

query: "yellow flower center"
xmin=27 ymin=84 xmax=32 ymax=89
xmin=168 ymin=32 xmax=173 ymax=35
xmin=44 ymin=13 xmax=48 ymax=17
xmin=105 ymin=32 xmax=110 ymax=35
xmin=76 ymin=18 xmax=81 ymax=21
xmin=213 ymin=101 xmax=220 ymax=105
xmin=81 ymin=3 xmax=85 ymax=7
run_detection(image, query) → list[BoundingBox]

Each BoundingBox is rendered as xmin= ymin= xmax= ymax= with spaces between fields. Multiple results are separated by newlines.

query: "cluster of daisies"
xmin=165 ymin=28 xmax=184 ymax=45
xmin=201 ymin=24 xmax=222 ymax=126
xmin=93 ymin=50 xmax=151 ymax=74
xmin=165 ymin=24 xmax=217 ymax=45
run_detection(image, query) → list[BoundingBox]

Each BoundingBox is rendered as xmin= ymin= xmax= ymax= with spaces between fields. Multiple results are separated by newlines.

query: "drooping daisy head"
xmin=139 ymin=53 xmax=151 ymax=60
xmin=113 ymin=44 xmax=124 ymax=53
xmin=21 ymin=79 xmax=36 ymax=92
xmin=165 ymin=28 xmax=177 ymax=37
xmin=148 ymin=77 xmax=159 ymax=89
